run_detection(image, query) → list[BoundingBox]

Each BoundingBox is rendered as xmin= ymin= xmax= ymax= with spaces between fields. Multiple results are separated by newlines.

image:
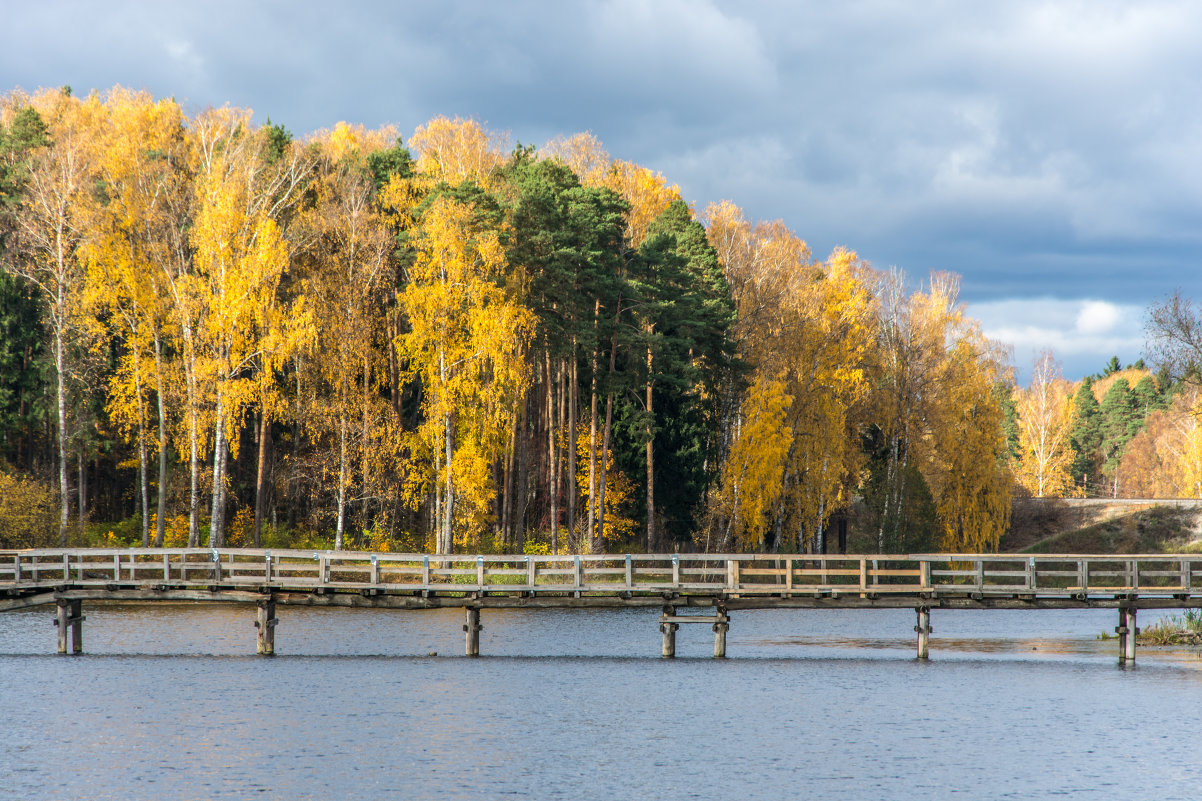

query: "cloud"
xmin=968 ymin=297 xmax=1146 ymax=382
xmin=1075 ymin=301 xmax=1123 ymax=336
xmin=4 ymin=0 xmax=1202 ymax=311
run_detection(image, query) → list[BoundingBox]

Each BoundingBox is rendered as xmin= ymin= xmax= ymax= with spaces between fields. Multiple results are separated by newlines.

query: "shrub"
xmin=0 ymin=468 xmax=59 ymax=548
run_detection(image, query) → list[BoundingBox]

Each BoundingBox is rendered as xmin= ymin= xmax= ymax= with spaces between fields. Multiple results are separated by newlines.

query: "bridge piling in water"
xmin=464 ymin=607 xmax=482 ymax=656
xmin=255 ymin=599 xmax=278 ymax=655
xmin=54 ymin=599 xmax=83 ymax=655
xmin=660 ymin=606 xmax=678 ymax=657
xmin=1118 ymin=607 xmax=1137 ymax=663
xmin=713 ymin=608 xmax=729 ymax=658
xmin=915 ymin=608 xmax=932 ymax=659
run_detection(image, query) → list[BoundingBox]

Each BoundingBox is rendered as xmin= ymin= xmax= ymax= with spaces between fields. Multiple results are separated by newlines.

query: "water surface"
xmin=1 ymin=604 xmax=1199 ymax=799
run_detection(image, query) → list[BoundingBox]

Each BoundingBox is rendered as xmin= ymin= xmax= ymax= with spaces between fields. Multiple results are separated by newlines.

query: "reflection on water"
xmin=2 ymin=604 xmax=1202 ymax=800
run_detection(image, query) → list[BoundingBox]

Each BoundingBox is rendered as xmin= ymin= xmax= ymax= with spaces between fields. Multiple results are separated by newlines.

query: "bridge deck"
xmin=3 ymin=549 xmax=1202 ymax=610
xmin=4 ymin=549 xmax=1199 ymax=661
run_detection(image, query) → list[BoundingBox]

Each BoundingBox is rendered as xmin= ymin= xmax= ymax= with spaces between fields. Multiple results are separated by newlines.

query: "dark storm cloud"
xmin=4 ymin=0 xmax=1202 ymax=376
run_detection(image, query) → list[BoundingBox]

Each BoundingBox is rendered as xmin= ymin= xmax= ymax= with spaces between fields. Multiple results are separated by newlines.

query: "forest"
xmin=3 ymin=85 xmax=1183 ymax=556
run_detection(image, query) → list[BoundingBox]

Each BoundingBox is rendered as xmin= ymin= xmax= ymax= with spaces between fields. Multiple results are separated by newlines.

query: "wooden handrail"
xmin=3 ymin=550 xmax=1202 ymax=599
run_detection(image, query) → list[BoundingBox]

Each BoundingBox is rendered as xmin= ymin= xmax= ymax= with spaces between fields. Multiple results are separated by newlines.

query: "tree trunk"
xmin=595 ymin=314 xmax=621 ymax=551
xmin=568 ymin=343 xmax=578 ymax=551
xmin=645 ymin=345 xmax=655 ymax=552
xmin=137 ymin=398 xmax=149 ymax=548
xmin=336 ymin=410 xmax=347 ymax=550
xmin=153 ymin=334 xmax=168 ymax=547
xmin=253 ymin=407 xmax=270 ymax=548
xmin=209 ymin=384 xmax=227 ymax=548
xmin=55 ymin=325 xmax=68 ymax=546
xmin=547 ymin=350 xmax=557 ymax=553
xmin=440 ymin=346 xmax=454 ymax=555
xmin=557 ymin=356 xmax=568 ymax=555
xmin=183 ymin=324 xmax=200 ymax=548
xmin=362 ymin=355 xmax=371 ymax=532
xmin=77 ymin=450 xmax=86 ymax=534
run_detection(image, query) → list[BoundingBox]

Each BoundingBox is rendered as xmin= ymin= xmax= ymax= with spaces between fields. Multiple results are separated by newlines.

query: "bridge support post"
xmin=55 ymin=599 xmax=84 ymax=655
xmin=1118 ymin=607 xmax=1137 ymax=664
xmin=915 ymin=608 xmax=931 ymax=660
xmin=464 ymin=607 xmax=482 ymax=657
xmin=713 ymin=608 xmax=729 ymax=658
xmin=255 ymin=599 xmax=278 ymax=656
xmin=660 ymin=606 xmax=678 ymax=658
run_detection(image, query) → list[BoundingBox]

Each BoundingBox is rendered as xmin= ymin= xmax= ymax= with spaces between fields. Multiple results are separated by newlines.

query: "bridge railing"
xmin=3 ymin=549 xmax=1202 ymax=597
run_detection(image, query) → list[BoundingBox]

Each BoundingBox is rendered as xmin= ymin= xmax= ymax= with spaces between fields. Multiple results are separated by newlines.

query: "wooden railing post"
xmin=526 ymin=555 xmax=536 ymax=590
xmin=920 ymin=558 xmax=931 ymax=592
xmin=672 ymin=554 xmax=680 ymax=589
xmin=625 ymin=554 xmax=633 ymax=589
xmin=1026 ymin=557 xmax=1036 ymax=592
xmin=476 ymin=555 xmax=485 ymax=590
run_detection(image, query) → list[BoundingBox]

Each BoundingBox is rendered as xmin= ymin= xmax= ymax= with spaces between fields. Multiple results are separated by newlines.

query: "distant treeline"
xmin=1 ymin=86 xmax=1018 ymax=553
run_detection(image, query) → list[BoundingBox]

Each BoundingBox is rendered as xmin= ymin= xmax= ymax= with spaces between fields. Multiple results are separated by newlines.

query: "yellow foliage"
xmin=0 ymin=468 xmax=58 ymax=548
xmin=398 ymin=195 xmax=534 ymax=551
xmin=709 ymin=207 xmax=874 ymax=551
xmin=157 ymin=514 xmax=193 ymax=548
xmin=1014 ymin=352 xmax=1074 ymax=498
xmin=721 ymin=376 xmax=793 ymax=549
xmin=541 ymin=131 xmax=611 ymax=185
xmin=409 ymin=116 xmax=505 ymax=188
xmin=603 ymin=160 xmax=682 ymax=248
xmin=575 ymin=432 xmax=639 ymax=546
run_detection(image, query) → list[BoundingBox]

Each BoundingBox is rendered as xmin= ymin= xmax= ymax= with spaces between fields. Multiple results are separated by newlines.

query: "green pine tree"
xmin=1069 ymin=378 xmax=1102 ymax=494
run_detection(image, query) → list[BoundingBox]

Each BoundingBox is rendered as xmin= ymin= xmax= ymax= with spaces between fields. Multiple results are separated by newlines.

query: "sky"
xmin=5 ymin=0 xmax=1201 ymax=382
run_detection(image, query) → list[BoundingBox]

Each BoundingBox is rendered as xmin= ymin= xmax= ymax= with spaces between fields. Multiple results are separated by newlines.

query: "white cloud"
xmin=1074 ymin=300 xmax=1123 ymax=335
xmin=968 ymin=297 xmax=1146 ymax=383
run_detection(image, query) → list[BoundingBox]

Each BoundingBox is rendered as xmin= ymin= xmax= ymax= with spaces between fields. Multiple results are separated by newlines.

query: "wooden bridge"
xmin=5 ymin=549 xmax=1202 ymax=662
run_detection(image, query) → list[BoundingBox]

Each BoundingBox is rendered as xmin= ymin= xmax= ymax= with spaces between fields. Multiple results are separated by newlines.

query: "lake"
xmin=1 ymin=603 xmax=1200 ymax=800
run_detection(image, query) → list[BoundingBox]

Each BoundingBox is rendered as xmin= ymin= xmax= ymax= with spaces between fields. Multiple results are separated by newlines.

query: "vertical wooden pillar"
xmin=660 ymin=605 xmax=678 ymax=658
xmin=464 ymin=607 xmax=482 ymax=657
xmin=255 ymin=599 xmax=278 ymax=656
xmin=1118 ymin=607 xmax=1137 ymax=664
xmin=915 ymin=608 xmax=931 ymax=660
xmin=55 ymin=599 xmax=83 ymax=655
xmin=712 ymin=608 xmax=729 ymax=658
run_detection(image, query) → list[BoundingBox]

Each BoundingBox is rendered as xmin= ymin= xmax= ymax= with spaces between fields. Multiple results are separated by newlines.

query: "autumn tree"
xmin=189 ymin=108 xmax=314 ymax=546
xmin=398 ymin=191 xmax=534 ymax=552
xmin=708 ymin=202 xmax=873 ymax=553
xmin=78 ymin=89 xmax=189 ymax=546
xmin=1015 ymin=350 xmax=1073 ymax=497
xmin=2 ymin=88 xmax=104 ymax=543
xmin=299 ymin=122 xmax=397 ymax=549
